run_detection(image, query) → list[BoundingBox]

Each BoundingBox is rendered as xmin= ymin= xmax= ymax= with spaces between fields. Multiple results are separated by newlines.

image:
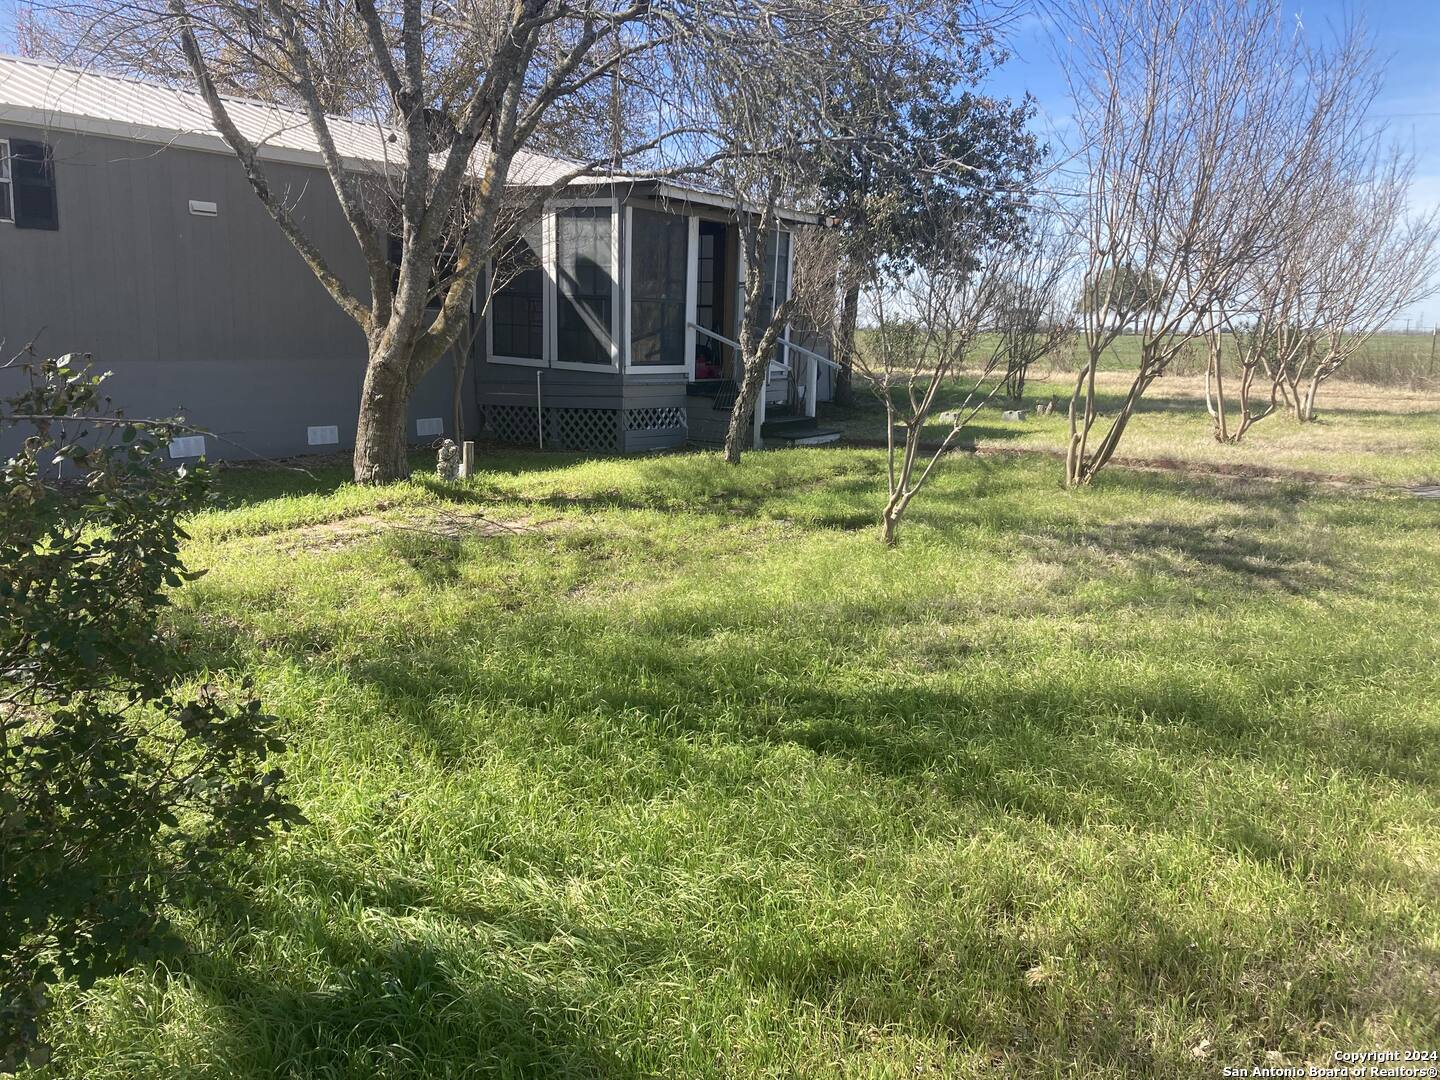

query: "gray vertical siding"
xmin=0 ymin=124 xmax=475 ymax=460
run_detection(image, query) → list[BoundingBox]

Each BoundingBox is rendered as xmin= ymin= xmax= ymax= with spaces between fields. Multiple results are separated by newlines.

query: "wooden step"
xmin=761 ymin=418 xmax=843 ymax=445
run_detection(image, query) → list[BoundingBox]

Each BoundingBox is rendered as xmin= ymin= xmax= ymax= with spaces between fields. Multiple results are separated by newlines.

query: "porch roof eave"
xmin=527 ymin=174 xmax=826 ymax=227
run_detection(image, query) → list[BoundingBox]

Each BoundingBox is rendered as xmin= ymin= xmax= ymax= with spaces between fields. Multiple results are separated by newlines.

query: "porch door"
xmin=695 ymin=220 xmax=731 ymax=379
xmin=744 ymin=228 xmax=793 ymax=406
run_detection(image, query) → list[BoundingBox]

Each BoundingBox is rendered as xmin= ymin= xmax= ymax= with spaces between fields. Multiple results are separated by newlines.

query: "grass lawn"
xmin=825 ymin=371 xmax=1440 ymax=487
xmin=33 ymin=425 xmax=1440 ymax=1076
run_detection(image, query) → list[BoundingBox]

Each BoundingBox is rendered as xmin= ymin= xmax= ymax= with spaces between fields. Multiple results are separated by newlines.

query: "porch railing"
xmin=688 ymin=322 xmax=840 ymax=444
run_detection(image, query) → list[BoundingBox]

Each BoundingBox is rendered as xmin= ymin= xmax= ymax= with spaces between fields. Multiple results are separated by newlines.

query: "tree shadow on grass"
xmin=1027 ymin=519 xmax=1346 ymax=596
xmin=159 ymin=922 xmax=638 ymax=1079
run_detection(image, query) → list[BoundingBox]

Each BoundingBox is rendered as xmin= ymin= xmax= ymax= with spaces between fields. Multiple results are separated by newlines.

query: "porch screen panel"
xmin=556 ymin=206 xmax=614 ymax=365
xmin=757 ymin=229 xmax=791 ymax=317
xmin=629 ymin=209 xmax=688 ymax=367
xmin=752 ymin=229 xmax=791 ymax=364
xmin=491 ymin=221 xmax=544 ymax=360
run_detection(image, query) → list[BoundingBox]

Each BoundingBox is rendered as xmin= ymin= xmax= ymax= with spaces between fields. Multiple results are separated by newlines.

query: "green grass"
xmin=33 ymin=444 xmax=1440 ymax=1078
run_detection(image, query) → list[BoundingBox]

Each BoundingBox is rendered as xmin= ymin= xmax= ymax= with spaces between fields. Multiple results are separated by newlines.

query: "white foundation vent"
xmin=416 ymin=417 xmax=444 ymax=437
xmin=168 ymin=435 xmax=206 ymax=459
xmin=307 ymin=425 xmax=339 ymax=445
xmin=188 ymin=200 xmax=218 ymax=217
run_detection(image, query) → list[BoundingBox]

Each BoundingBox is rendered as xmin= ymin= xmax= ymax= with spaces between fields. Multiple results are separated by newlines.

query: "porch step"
xmin=761 ymin=417 xmax=843 ymax=446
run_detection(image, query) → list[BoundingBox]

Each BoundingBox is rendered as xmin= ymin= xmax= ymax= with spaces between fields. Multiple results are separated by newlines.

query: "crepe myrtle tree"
xmin=682 ymin=0 xmax=832 ymax=465
xmin=1193 ymin=26 xmax=1436 ymax=440
xmin=1058 ymin=0 xmax=1367 ymax=485
xmin=998 ymin=214 xmax=1075 ymax=401
xmin=168 ymin=0 xmax=711 ymax=484
xmin=857 ymin=210 xmax=1070 ymax=545
xmin=719 ymin=184 xmax=804 ymax=464
xmin=1273 ymin=148 xmax=1440 ymax=422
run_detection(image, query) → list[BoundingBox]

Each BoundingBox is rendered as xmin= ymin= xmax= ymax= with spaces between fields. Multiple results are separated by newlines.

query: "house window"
xmin=628 ymin=208 xmax=689 ymax=368
xmin=9 ymin=140 xmax=58 ymax=230
xmin=491 ymin=221 xmax=545 ymax=362
xmin=555 ymin=205 xmax=615 ymax=366
xmin=0 ymin=141 xmax=11 ymax=223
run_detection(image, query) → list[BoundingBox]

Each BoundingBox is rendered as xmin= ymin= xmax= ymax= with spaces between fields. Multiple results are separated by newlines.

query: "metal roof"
xmin=0 ymin=54 xmax=586 ymax=186
xmin=0 ymin=54 xmax=825 ymax=224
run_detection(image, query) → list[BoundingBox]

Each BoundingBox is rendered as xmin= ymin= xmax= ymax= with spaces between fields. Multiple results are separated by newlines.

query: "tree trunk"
xmin=1298 ymin=374 xmax=1322 ymax=422
xmin=881 ymin=504 xmax=901 ymax=546
xmin=833 ymin=281 xmax=860 ymax=406
xmin=353 ymin=347 xmax=413 ymax=484
xmin=722 ymin=354 xmax=769 ymax=464
xmin=1208 ymin=349 xmax=1229 ymax=442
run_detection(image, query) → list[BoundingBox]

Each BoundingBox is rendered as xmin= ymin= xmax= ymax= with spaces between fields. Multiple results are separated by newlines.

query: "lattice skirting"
xmin=485 ymin=404 xmax=544 ymax=445
xmin=624 ymin=406 xmax=687 ymax=433
xmin=483 ymin=404 xmax=630 ymax=452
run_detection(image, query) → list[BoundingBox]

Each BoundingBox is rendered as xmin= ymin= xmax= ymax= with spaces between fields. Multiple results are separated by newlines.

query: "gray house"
xmin=0 ymin=55 xmax=834 ymax=462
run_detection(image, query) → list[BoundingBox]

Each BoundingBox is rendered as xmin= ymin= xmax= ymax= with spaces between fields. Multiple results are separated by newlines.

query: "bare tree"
xmin=1196 ymin=25 xmax=1402 ymax=441
xmin=682 ymin=3 xmax=832 ymax=465
xmin=999 ymin=215 xmax=1074 ymax=401
xmin=1058 ymin=0 xmax=1355 ymax=484
xmin=1274 ymin=149 xmax=1440 ymax=422
xmin=857 ymin=216 xmax=1067 ymax=545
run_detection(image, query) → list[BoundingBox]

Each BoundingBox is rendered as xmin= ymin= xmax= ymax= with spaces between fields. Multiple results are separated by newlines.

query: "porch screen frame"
xmin=0 ymin=139 xmax=10 ymax=223
xmin=550 ymin=196 xmax=622 ymax=372
xmin=735 ymin=225 xmax=795 ymax=357
xmin=486 ymin=215 xmax=550 ymax=368
xmin=623 ymin=204 xmax=698 ymax=375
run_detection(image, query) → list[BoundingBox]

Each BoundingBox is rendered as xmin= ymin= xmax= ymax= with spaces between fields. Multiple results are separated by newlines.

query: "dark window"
xmin=629 ymin=209 xmax=689 ymax=367
xmin=555 ymin=206 xmax=613 ymax=366
xmin=491 ymin=222 xmax=545 ymax=361
xmin=0 ymin=141 xmax=11 ymax=222
xmin=11 ymin=140 xmax=57 ymax=230
xmin=695 ymin=221 xmax=729 ymax=378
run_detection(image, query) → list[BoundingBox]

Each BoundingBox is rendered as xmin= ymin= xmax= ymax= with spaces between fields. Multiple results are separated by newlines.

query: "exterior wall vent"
xmin=168 ymin=435 xmax=206 ymax=459
xmin=416 ymin=417 xmax=444 ymax=436
xmin=188 ymin=200 xmax=218 ymax=217
xmin=307 ymin=424 xmax=339 ymax=445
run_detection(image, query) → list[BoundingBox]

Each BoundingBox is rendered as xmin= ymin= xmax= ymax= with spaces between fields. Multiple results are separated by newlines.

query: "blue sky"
xmin=985 ymin=0 xmax=1440 ymax=328
xmin=2 ymin=1 xmax=1436 ymax=323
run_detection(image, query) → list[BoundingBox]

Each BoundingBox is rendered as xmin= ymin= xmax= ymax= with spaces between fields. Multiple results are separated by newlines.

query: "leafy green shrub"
xmin=0 ymin=355 xmax=300 ymax=1072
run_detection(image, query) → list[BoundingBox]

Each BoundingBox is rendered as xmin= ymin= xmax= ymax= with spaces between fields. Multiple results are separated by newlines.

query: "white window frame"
xmin=550 ymin=196 xmax=621 ymax=372
xmin=622 ymin=203 xmax=697 ymax=376
xmin=486 ymin=218 xmax=550 ymax=368
xmin=0 ymin=140 xmax=12 ymax=224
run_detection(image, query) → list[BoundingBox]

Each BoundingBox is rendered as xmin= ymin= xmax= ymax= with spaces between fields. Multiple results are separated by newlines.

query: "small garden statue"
xmin=435 ymin=439 xmax=460 ymax=482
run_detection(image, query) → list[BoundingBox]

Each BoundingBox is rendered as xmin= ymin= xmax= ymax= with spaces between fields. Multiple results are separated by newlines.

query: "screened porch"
xmin=474 ymin=189 xmax=834 ymax=453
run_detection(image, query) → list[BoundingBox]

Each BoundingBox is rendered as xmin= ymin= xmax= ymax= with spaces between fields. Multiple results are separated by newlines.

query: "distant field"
xmin=853 ymin=330 xmax=1440 ymax=388
xmin=827 ymin=370 xmax=1440 ymax=487
xmin=1038 ymin=331 xmax=1440 ymax=387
